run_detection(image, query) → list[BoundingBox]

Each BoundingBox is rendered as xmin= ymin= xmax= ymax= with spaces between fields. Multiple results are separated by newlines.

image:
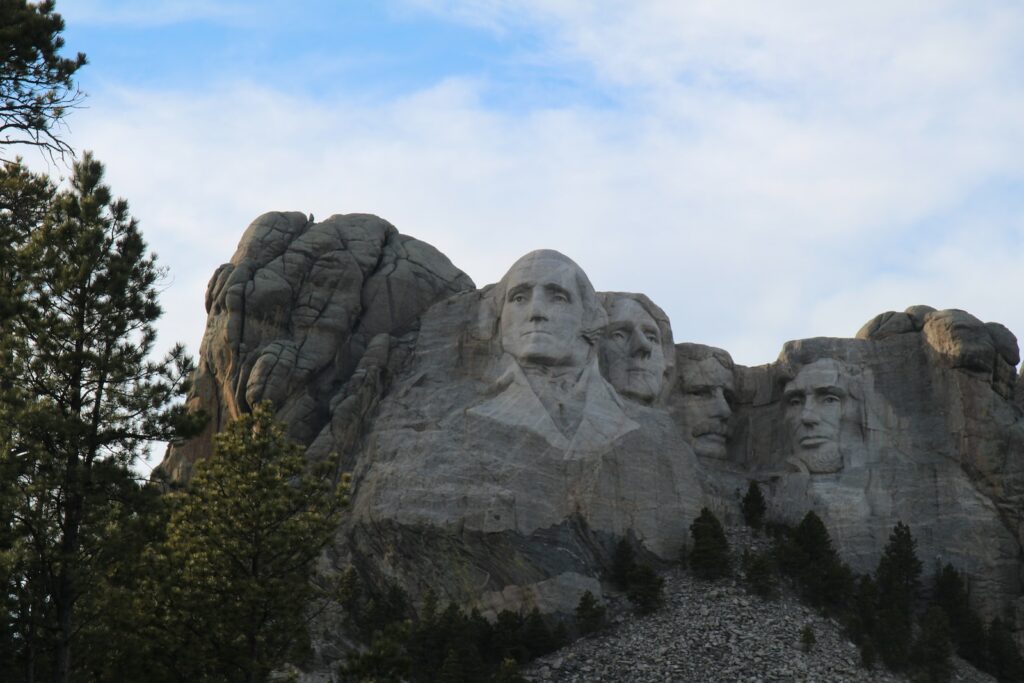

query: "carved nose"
xmin=709 ymin=389 xmax=731 ymax=418
xmin=526 ymin=297 xmax=548 ymax=321
xmin=801 ymin=405 xmax=819 ymax=425
xmin=630 ymin=330 xmax=652 ymax=358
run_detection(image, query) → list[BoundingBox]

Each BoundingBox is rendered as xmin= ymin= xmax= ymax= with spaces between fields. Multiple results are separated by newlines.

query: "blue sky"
xmin=41 ymin=1 xmax=1024 ymax=376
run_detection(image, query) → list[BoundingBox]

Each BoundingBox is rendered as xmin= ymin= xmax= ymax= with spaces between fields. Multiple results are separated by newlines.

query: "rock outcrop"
xmin=159 ymin=215 xmax=1024 ymax=671
xmin=159 ymin=211 xmax=474 ymax=481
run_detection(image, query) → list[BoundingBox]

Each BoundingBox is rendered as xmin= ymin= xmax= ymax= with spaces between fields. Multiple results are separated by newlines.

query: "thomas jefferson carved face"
xmin=499 ymin=252 xmax=589 ymax=369
xmin=599 ymin=296 xmax=666 ymax=403
xmin=783 ymin=359 xmax=847 ymax=474
xmin=678 ymin=356 xmax=734 ymax=459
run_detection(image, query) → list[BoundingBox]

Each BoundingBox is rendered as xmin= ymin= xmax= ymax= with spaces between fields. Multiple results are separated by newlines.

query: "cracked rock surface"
xmin=159 ymin=211 xmax=473 ymax=481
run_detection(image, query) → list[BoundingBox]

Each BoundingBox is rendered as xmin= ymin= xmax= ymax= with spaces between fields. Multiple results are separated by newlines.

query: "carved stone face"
xmin=678 ymin=357 xmax=734 ymax=459
xmin=499 ymin=253 xmax=588 ymax=369
xmin=599 ymin=297 xmax=666 ymax=403
xmin=922 ymin=309 xmax=995 ymax=373
xmin=783 ymin=359 xmax=846 ymax=474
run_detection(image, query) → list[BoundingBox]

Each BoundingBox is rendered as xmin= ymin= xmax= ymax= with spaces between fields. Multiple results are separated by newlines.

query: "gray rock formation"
xmin=160 ymin=218 xmax=1024 ymax=669
xmin=341 ymin=252 xmax=704 ymax=620
xmin=159 ymin=211 xmax=474 ymax=481
xmin=721 ymin=312 xmax=1024 ymax=625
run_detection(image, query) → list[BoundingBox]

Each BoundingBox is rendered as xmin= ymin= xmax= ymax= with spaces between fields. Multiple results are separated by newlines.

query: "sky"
xmin=37 ymin=0 xmax=1024 ymax=372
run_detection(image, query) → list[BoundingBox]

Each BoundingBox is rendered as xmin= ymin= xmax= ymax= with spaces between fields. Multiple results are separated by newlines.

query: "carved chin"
xmin=615 ymin=374 xmax=661 ymax=403
xmin=801 ymin=449 xmax=843 ymax=474
xmin=693 ymin=434 xmax=728 ymax=459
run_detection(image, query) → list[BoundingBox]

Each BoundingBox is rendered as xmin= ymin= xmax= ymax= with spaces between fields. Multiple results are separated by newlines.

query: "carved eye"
xmin=645 ymin=333 xmax=658 ymax=343
xmin=610 ymin=330 xmax=627 ymax=341
xmin=552 ymin=292 xmax=569 ymax=303
xmin=788 ymin=396 xmax=803 ymax=407
xmin=510 ymin=293 xmax=527 ymax=304
xmin=823 ymin=394 xmax=841 ymax=405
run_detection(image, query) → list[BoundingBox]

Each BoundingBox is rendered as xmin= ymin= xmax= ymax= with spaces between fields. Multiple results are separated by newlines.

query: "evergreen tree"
xmin=341 ymin=620 xmax=412 ymax=683
xmin=986 ymin=617 xmax=1024 ymax=682
xmin=689 ymin=507 xmax=731 ymax=580
xmin=438 ymin=647 xmax=468 ymax=683
xmin=492 ymin=610 xmax=527 ymax=663
xmin=610 ymin=538 xmax=636 ymax=590
xmin=741 ymin=549 xmax=777 ymax=599
xmin=626 ymin=564 xmax=665 ymax=614
xmin=874 ymin=522 xmax=922 ymax=671
xmin=930 ymin=563 xmax=986 ymax=666
xmin=0 ymin=154 xmax=199 ymax=682
xmin=846 ymin=574 xmax=878 ymax=657
xmin=0 ymin=159 xmax=54 ymax=323
xmin=912 ymin=606 xmax=953 ymax=683
xmin=575 ymin=590 xmax=606 ymax=635
xmin=494 ymin=658 xmax=526 ymax=683
xmin=778 ymin=511 xmax=852 ymax=610
xmin=149 ymin=402 xmax=347 ymax=682
xmin=0 ymin=0 xmax=87 ymax=160
xmin=800 ymin=624 xmax=816 ymax=653
xmin=741 ymin=480 xmax=767 ymax=531
xmin=522 ymin=608 xmax=556 ymax=658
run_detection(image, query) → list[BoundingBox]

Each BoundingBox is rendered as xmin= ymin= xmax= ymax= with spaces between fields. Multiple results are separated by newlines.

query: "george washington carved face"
xmin=498 ymin=251 xmax=594 ymax=369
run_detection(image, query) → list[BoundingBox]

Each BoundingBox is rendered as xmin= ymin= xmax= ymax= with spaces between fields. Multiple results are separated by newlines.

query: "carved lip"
xmin=697 ymin=433 xmax=727 ymax=444
xmin=799 ymin=436 xmax=832 ymax=447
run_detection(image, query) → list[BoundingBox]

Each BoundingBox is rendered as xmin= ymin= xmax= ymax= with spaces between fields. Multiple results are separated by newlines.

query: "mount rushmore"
xmin=159 ymin=210 xmax=1024 ymax=657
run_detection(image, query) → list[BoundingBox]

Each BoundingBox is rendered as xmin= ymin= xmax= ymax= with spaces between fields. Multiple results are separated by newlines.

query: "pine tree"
xmin=846 ymin=574 xmax=878 ymax=657
xmin=0 ymin=154 xmax=199 ymax=682
xmin=626 ymin=564 xmax=665 ymax=614
xmin=741 ymin=480 xmax=767 ymax=531
xmin=438 ymin=647 xmax=467 ymax=683
xmin=610 ymin=538 xmax=636 ymax=590
xmin=341 ymin=620 xmax=412 ymax=682
xmin=778 ymin=511 xmax=852 ymax=610
xmin=689 ymin=507 xmax=731 ymax=580
xmin=493 ymin=610 xmax=527 ymax=663
xmin=800 ymin=624 xmax=816 ymax=653
xmin=986 ymin=617 xmax=1024 ymax=681
xmin=874 ymin=522 xmax=922 ymax=671
xmin=741 ymin=549 xmax=777 ymax=599
xmin=522 ymin=608 xmax=556 ymax=658
xmin=912 ymin=606 xmax=953 ymax=683
xmin=575 ymin=590 xmax=606 ymax=635
xmin=494 ymin=658 xmax=526 ymax=683
xmin=0 ymin=1 xmax=87 ymax=161
xmin=930 ymin=563 xmax=986 ymax=667
xmin=150 ymin=402 xmax=348 ymax=682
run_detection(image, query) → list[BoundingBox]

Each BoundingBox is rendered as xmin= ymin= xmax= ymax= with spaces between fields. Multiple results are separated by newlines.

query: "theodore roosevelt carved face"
xmin=677 ymin=350 xmax=735 ymax=459
xmin=498 ymin=250 xmax=593 ymax=369
xmin=599 ymin=295 xmax=667 ymax=404
xmin=783 ymin=359 xmax=849 ymax=474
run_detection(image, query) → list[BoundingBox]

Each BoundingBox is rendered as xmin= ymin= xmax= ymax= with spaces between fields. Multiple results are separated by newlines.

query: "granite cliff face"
xmin=162 ymin=215 xmax=1024 ymax=664
xmin=160 ymin=211 xmax=474 ymax=481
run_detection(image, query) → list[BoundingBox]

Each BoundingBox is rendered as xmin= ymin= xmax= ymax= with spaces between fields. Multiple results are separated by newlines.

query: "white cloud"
xmin=54 ymin=1 xmax=1024 ymax=377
